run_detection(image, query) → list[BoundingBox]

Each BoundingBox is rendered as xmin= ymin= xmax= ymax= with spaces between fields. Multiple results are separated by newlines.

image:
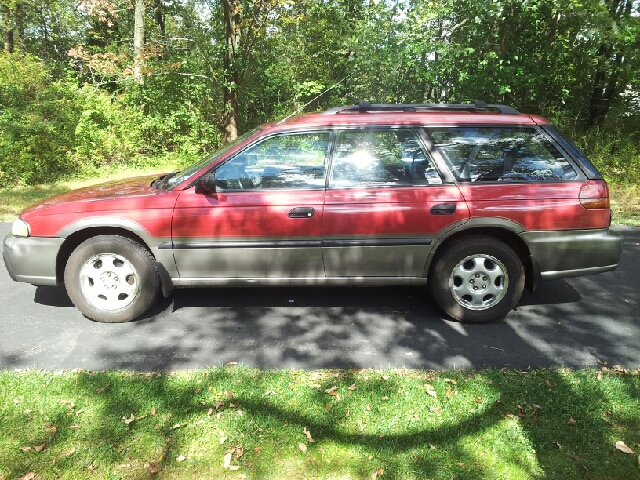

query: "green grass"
xmin=1 ymin=367 xmax=639 ymax=479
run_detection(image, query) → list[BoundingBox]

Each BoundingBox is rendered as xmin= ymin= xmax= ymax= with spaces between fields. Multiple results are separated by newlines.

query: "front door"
xmin=172 ymin=131 xmax=331 ymax=282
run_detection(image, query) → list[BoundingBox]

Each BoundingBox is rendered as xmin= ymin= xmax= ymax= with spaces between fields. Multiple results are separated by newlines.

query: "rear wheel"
xmin=64 ymin=235 xmax=160 ymax=323
xmin=430 ymin=236 xmax=524 ymax=323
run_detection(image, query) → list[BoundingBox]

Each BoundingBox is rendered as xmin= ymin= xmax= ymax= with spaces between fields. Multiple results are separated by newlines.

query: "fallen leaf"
xmin=223 ymin=452 xmax=233 ymax=468
xmin=532 ymin=404 xmax=541 ymax=411
xmin=123 ymin=414 xmax=135 ymax=425
xmin=615 ymin=441 xmax=634 ymax=454
xmin=545 ymin=380 xmax=553 ymax=387
xmin=325 ymin=386 xmax=338 ymax=396
xmin=20 ymin=446 xmax=32 ymax=452
xmin=33 ymin=443 xmax=46 ymax=452
xmin=457 ymin=462 xmax=465 ymax=467
xmin=214 ymin=401 xmax=225 ymax=409
xmin=569 ymin=454 xmax=581 ymax=461
xmin=220 ymin=436 xmax=227 ymax=444
xmin=444 ymin=378 xmax=457 ymax=385
xmin=381 ymin=396 xmax=389 ymax=401
xmin=371 ymin=467 xmax=384 ymax=479
xmin=553 ymin=442 xmax=562 ymax=449
xmin=348 ymin=384 xmax=357 ymax=391
xmin=176 ymin=455 xmax=186 ymax=462
xmin=596 ymin=372 xmax=602 ymax=381
xmin=65 ymin=448 xmax=77 ymax=456
xmin=381 ymin=375 xmax=390 ymax=381
xmin=19 ymin=472 xmax=35 ymax=480
xmin=445 ymin=387 xmax=453 ymax=399
xmin=96 ymin=384 xmax=110 ymax=393
xmin=226 ymin=362 xmax=238 ymax=366
xmin=229 ymin=402 xmax=239 ymax=408
xmin=148 ymin=463 xmax=160 ymax=475
xmin=264 ymin=390 xmax=276 ymax=396
xmin=237 ymin=410 xmax=243 ymax=416
xmin=567 ymin=417 xmax=576 ymax=425
xmin=47 ymin=425 xmax=57 ymax=437
xmin=298 ymin=443 xmax=307 ymax=453
xmin=69 ymin=424 xmax=81 ymax=429
xmin=303 ymin=427 xmax=315 ymax=442
xmin=424 ymin=384 xmax=437 ymax=397
xmin=151 ymin=407 xmax=156 ymax=416
xmin=208 ymin=408 xmax=213 ymax=416
xmin=254 ymin=447 xmax=261 ymax=454
xmin=225 ymin=391 xmax=234 ymax=399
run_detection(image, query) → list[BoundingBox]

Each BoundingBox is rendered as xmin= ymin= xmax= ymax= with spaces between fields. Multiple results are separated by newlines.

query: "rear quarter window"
xmin=427 ymin=127 xmax=578 ymax=182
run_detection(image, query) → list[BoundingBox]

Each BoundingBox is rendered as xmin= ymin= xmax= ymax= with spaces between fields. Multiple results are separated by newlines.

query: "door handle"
xmin=289 ymin=207 xmax=315 ymax=218
xmin=430 ymin=203 xmax=457 ymax=215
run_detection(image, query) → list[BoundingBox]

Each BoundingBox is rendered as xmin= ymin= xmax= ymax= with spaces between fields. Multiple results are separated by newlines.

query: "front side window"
xmin=329 ymin=128 xmax=443 ymax=188
xmin=214 ymin=131 xmax=330 ymax=190
xmin=428 ymin=127 xmax=578 ymax=182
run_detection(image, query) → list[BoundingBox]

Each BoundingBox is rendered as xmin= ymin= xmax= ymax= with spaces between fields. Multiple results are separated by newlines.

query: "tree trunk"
xmin=2 ymin=5 xmax=14 ymax=53
xmin=133 ymin=0 xmax=145 ymax=84
xmin=222 ymin=0 xmax=241 ymax=143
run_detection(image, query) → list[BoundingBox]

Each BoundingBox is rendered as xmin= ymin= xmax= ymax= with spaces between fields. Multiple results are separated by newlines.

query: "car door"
xmin=322 ymin=127 xmax=469 ymax=278
xmin=171 ymin=131 xmax=330 ymax=282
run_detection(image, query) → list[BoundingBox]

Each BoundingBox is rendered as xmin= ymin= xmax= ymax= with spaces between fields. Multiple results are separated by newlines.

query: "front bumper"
xmin=3 ymin=233 xmax=64 ymax=286
xmin=520 ymin=228 xmax=623 ymax=281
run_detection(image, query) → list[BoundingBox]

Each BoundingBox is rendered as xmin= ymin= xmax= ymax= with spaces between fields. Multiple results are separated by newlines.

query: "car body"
xmin=3 ymin=101 xmax=623 ymax=323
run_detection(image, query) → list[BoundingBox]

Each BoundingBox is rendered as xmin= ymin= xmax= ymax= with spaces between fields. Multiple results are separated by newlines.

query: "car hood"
xmin=21 ymin=175 xmax=167 ymax=216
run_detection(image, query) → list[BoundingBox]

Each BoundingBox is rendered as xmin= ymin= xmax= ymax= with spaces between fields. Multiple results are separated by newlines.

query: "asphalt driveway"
xmin=1 ymin=223 xmax=638 ymax=371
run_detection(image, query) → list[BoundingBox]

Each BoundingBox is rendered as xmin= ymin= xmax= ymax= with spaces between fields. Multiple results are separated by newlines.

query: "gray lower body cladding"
xmin=520 ymin=228 xmax=623 ymax=280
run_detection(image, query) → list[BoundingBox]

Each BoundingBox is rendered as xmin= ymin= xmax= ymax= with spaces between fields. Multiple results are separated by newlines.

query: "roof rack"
xmin=321 ymin=100 xmax=520 ymax=115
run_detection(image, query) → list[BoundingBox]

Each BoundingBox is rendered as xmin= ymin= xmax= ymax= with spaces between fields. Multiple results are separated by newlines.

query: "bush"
xmin=0 ymin=53 xmax=218 ymax=188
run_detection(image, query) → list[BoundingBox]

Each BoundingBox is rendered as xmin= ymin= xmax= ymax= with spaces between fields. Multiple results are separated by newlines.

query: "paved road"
xmin=1 ymin=223 xmax=638 ymax=371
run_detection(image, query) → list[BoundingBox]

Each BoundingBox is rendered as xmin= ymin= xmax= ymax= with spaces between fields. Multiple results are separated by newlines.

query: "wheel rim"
xmin=449 ymin=254 xmax=509 ymax=311
xmin=79 ymin=253 xmax=140 ymax=312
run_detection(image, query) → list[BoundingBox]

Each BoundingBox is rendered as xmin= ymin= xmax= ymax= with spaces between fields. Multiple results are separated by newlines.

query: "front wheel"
xmin=64 ymin=235 xmax=160 ymax=323
xmin=430 ymin=236 xmax=524 ymax=323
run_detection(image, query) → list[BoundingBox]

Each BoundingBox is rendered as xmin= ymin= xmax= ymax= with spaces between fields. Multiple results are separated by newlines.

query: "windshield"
xmin=156 ymin=128 xmax=261 ymax=190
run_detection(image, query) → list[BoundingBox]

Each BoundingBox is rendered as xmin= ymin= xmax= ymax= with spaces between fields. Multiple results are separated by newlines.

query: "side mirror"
xmin=196 ymin=173 xmax=217 ymax=194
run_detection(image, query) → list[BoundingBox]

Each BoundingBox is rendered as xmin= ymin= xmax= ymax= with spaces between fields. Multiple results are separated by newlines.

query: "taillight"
xmin=579 ymin=179 xmax=610 ymax=209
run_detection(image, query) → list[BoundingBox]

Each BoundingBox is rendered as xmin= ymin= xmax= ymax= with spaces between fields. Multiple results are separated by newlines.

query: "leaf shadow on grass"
xmin=2 ymin=368 xmax=639 ymax=479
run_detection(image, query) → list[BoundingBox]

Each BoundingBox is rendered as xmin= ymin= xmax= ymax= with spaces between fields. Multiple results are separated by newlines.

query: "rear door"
xmin=322 ymin=127 xmax=469 ymax=278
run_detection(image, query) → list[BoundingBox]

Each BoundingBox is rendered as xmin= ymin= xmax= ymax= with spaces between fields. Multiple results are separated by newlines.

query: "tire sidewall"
xmin=64 ymin=236 xmax=159 ymax=323
xmin=431 ymin=237 xmax=524 ymax=323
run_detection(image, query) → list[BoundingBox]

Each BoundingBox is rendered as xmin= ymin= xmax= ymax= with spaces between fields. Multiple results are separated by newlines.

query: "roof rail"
xmin=321 ymin=100 xmax=520 ymax=115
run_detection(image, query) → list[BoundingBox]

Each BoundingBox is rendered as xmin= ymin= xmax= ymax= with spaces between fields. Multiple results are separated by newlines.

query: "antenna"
xmin=279 ymin=72 xmax=355 ymax=123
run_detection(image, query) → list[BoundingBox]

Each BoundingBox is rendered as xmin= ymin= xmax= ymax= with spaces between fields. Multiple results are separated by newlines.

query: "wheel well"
xmin=56 ymin=227 xmax=152 ymax=285
xmin=429 ymin=227 xmax=536 ymax=292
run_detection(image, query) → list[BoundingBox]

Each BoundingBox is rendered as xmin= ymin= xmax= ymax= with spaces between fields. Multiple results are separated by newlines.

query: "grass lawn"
xmin=1 ymin=367 xmax=639 ymax=480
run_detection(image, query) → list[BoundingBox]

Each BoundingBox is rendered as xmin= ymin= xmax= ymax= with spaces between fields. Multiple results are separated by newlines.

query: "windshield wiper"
xmin=151 ymin=171 xmax=178 ymax=190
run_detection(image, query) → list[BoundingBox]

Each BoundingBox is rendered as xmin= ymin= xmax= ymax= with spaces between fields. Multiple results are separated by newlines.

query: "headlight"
xmin=11 ymin=218 xmax=30 ymax=237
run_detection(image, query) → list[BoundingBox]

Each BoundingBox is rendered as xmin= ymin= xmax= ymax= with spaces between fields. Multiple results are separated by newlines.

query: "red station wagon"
xmin=3 ymin=101 xmax=623 ymax=323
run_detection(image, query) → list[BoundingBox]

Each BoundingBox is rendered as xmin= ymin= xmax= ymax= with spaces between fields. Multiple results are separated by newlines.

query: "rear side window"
xmin=544 ymin=126 xmax=602 ymax=178
xmin=427 ymin=127 xmax=578 ymax=182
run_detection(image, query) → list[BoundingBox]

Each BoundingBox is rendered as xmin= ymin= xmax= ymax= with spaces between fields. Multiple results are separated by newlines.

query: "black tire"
xmin=64 ymin=235 xmax=160 ymax=323
xmin=429 ymin=235 xmax=524 ymax=323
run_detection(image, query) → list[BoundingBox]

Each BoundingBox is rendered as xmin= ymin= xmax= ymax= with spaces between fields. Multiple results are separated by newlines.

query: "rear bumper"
xmin=520 ymin=228 xmax=623 ymax=281
xmin=3 ymin=233 xmax=63 ymax=286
